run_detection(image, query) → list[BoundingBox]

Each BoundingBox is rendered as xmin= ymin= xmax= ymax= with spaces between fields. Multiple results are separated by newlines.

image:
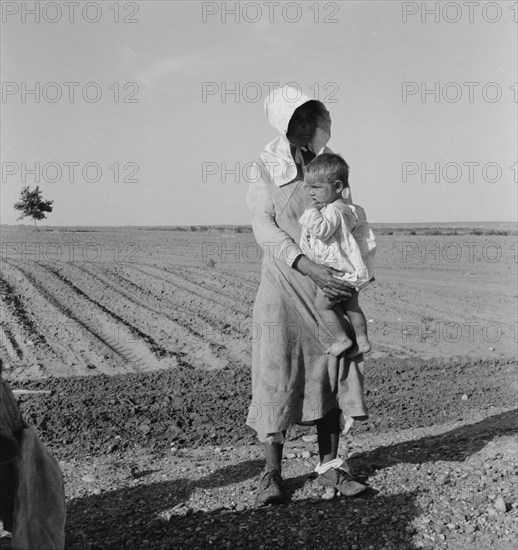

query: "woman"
xmin=247 ymin=85 xmax=369 ymax=505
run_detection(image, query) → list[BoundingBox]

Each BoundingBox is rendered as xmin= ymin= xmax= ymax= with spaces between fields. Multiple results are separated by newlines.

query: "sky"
xmin=0 ymin=0 xmax=517 ymax=226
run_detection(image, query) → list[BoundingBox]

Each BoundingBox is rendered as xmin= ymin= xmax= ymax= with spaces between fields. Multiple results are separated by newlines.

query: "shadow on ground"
xmin=63 ymin=471 xmax=420 ymax=550
xmin=354 ymin=409 xmax=518 ymax=479
xmin=61 ymin=457 xmax=417 ymax=549
xmin=3 ymin=411 xmax=514 ymax=549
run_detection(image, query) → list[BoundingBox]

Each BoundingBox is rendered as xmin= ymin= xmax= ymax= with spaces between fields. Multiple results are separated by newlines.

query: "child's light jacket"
xmin=299 ymin=199 xmax=377 ymax=289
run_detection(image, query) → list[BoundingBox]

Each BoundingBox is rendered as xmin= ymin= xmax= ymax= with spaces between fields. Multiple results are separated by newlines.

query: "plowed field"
xmin=1 ymin=226 xmax=516 ymax=380
xmin=1 ymin=226 xmax=517 ymax=550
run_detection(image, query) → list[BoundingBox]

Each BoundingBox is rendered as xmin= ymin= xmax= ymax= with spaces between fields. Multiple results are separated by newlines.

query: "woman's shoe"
xmin=255 ymin=470 xmax=288 ymax=506
xmin=317 ymin=467 xmax=368 ymax=497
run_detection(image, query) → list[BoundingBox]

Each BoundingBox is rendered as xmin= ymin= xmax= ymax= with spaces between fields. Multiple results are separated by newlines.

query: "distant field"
xmin=0 ymin=225 xmax=516 ymax=380
xmin=371 ymin=221 xmax=517 ymax=236
xmin=4 ymin=221 xmax=517 ymax=235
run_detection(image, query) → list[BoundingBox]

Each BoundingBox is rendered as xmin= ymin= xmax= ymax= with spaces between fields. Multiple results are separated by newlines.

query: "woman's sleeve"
xmin=246 ymin=162 xmax=303 ymax=267
xmin=299 ymin=204 xmax=342 ymax=241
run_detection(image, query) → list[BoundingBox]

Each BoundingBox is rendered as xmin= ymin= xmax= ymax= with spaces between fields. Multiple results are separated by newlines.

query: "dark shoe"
xmin=317 ymin=467 xmax=368 ymax=497
xmin=255 ymin=470 xmax=287 ymax=506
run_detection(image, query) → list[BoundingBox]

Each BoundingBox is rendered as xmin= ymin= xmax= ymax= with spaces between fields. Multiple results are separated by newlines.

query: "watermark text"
xmin=2 ymin=82 xmax=139 ymax=103
xmin=402 ymin=82 xmax=517 ymax=103
xmin=2 ymin=162 xmax=140 ymax=184
xmin=1 ymin=1 xmax=140 ymax=24
xmin=401 ymin=162 xmax=517 ymax=184
xmin=201 ymin=1 xmax=339 ymax=23
xmin=402 ymin=2 xmax=517 ymax=23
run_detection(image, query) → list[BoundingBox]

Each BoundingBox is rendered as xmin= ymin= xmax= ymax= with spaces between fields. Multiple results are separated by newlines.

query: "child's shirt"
xmin=299 ymin=198 xmax=376 ymax=289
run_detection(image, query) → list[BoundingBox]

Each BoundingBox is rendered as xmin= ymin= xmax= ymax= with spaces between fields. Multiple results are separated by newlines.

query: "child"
xmin=299 ymin=153 xmax=376 ymax=358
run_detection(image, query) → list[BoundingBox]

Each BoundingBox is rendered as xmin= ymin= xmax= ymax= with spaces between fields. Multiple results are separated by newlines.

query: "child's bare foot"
xmin=326 ymin=339 xmax=353 ymax=357
xmin=344 ymin=338 xmax=371 ymax=359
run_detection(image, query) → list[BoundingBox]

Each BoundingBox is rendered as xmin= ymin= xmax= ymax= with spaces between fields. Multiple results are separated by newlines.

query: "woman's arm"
xmin=247 ymin=163 xmax=303 ymax=267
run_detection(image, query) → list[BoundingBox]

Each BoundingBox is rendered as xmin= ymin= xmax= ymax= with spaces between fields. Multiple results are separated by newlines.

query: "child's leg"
xmin=314 ymin=287 xmax=353 ymax=357
xmin=343 ymin=291 xmax=371 ymax=357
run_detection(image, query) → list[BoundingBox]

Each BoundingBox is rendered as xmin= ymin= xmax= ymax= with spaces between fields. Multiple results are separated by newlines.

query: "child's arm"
xmin=299 ymin=203 xmax=343 ymax=242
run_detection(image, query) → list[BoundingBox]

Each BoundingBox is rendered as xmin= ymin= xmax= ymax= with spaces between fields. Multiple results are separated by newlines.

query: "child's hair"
xmin=305 ymin=153 xmax=350 ymax=188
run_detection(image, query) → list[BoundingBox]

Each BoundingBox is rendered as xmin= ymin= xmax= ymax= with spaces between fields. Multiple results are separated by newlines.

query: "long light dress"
xmin=246 ymin=161 xmax=368 ymax=442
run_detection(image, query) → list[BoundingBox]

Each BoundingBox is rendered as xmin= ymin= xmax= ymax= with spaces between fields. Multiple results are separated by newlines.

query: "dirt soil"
xmin=0 ymin=226 xmax=517 ymax=549
xmin=1 ymin=228 xmax=516 ymax=377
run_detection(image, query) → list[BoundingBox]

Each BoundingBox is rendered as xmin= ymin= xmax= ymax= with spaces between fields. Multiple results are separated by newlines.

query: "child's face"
xmin=305 ymin=174 xmax=342 ymax=206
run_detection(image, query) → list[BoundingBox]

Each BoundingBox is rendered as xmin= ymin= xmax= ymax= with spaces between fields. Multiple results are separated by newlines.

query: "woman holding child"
xmin=247 ymin=85 xmax=370 ymax=504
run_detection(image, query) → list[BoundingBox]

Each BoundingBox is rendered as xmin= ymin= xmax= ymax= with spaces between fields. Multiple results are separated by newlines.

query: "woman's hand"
xmin=294 ymin=256 xmax=355 ymax=301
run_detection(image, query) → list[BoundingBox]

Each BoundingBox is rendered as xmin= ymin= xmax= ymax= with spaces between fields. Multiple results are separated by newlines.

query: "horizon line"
xmin=2 ymin=221 xmax=516 ymax=228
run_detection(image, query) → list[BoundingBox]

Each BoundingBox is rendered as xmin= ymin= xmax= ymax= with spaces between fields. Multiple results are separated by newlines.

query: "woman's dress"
xmin=246 ymin=162 xmax=368 ymax=442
